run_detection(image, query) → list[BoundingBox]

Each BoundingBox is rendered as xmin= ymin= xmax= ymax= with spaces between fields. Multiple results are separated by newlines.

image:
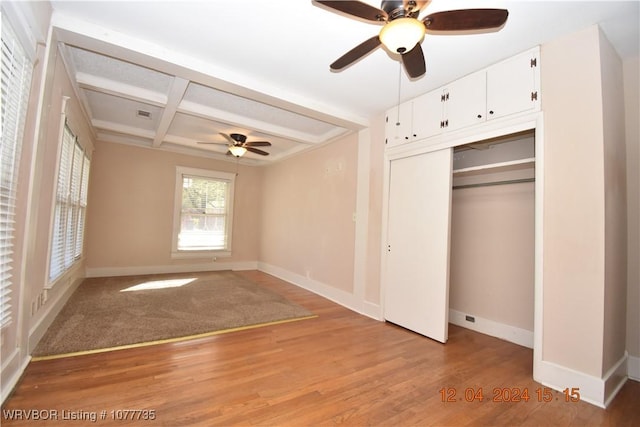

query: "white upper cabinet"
xmin=385 ymin=102 xmax=412 ymax=147
xmin=412 ymin=90 xmax=445 ymax=141
xmin=385 ymin=90 xmax=443 ymax=147
xmin=443 ymin=70 xmax=487 ymax=132
xmin=486 ymin=48 xmax=540 ymax=120
xmin=385 ymin=47 xmax=540 ymax=148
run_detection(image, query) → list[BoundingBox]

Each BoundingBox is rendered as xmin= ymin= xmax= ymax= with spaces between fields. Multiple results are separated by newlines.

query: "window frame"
xmin=171 ymin=166 xmax=236 ymax=259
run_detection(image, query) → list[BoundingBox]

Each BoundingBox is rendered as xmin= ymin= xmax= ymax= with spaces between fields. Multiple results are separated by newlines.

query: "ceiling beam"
xmin=153 ymin=77 xmax=189 ymax=147
xmin=75 ymin=72 xmax=167 ymax=107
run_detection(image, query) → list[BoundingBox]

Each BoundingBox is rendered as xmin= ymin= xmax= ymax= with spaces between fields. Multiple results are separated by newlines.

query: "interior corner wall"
xmin=258 ymin=133 xmax=358 ymax=298
xmin=623 ymin=56 xmax=640 ymax=368
xmin=84 ymin=141 xmax=261 ymax=274
xmin=540 ymin=25 xmax=606 ymax=378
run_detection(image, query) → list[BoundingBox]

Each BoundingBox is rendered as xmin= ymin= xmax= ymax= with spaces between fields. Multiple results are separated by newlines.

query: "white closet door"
xmin=384 ymin=148 xmax=452 ymax=343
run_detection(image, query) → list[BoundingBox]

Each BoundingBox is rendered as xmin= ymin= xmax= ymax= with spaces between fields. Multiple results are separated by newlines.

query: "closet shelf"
xmin=452 ymin=157 xmax=535 ymax=176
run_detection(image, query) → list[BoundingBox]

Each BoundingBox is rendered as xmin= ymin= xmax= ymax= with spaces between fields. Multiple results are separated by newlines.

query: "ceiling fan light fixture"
xmin=228 ymin=146 xmax=247 ymax=157
xmin=379 ymin=18 xmax=425 ymax=54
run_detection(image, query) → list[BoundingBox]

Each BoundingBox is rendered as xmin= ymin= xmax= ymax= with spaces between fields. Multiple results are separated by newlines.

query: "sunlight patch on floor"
xmin=120 ymin=278 xmax=196 ymax=292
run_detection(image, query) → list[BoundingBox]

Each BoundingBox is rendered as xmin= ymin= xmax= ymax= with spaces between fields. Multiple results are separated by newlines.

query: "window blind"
xmin=75 ymin=154 xmax=90 ymax=258
xmin=49 ymin=124 xmax=90 ymax=282
xmin=0 ymin=16 xmax=33 ymax=327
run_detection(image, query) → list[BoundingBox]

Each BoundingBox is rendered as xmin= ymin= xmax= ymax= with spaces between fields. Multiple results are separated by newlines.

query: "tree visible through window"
xmin=173 ymin=167 xmax=235 ymax=255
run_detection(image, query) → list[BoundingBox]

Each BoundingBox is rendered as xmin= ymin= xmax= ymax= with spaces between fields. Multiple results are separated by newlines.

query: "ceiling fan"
xmin=197 ymin=133 xmax=271 ymax=157
xmin=315 ymin=0 xmax=509 ymax=78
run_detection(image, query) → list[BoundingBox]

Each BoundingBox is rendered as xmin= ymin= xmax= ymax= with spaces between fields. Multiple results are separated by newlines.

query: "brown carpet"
xmin=32 ymin=270 xmax=314 ymax=359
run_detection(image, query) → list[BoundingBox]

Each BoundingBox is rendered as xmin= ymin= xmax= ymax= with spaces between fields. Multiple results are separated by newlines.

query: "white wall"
xmin=623 ymin=56 xmax=640 ymax=376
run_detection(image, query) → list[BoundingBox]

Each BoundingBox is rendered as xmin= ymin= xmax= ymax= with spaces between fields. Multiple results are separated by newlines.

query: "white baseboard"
xmin=535 ymin=352 xmax=628 ymax=409
xmin=28 ymin=276 xmax=84 ymax=352
xmin=448 ymin=309 xmax=534 ymax=348
xmin=85 ymin=261 xmax=259 ymax=278
xmin=257 ymin=262 xmax=380 ymax=320
xmin=1 ymin=349 xmax=30 ymax=404
xmin=362 ymin=300 xmax=383 ymax=320
xmin=603 ymin=353 xmax=628 ymax=407
xmin=628 ymin=355 xmax=640 ymax=381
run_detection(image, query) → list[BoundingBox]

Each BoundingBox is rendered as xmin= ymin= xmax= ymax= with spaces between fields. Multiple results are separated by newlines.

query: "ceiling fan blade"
xmin=219 ymin=133 xmax=236 ymax=144
xmin=244 ymin=141 xmax=271 ymax=147
xmin=423 ymin=9 xmax=509 ymax=32
xmin=402 ymin=43 xmax=426 ymax=78
xmin=197 ymin=141 xmax=229 ymax=146
xmin=314 ymin=1 xmax=387 ymax=22
xmin=331 ymin=35 xmax=382 ymax=71
xmin=246 ymin=147 xmax=270 ymax=156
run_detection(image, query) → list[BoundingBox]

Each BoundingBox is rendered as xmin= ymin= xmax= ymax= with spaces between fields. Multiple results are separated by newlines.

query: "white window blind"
xmin=76 ymin=155 xmax=90 ymax=258
xmin=49 ymin=124 xmax=90 ymax=282
xmin=173 ymin=167 xmax=235 ymax=256
xmin=0 ymin=16 xmax=33 ymax=327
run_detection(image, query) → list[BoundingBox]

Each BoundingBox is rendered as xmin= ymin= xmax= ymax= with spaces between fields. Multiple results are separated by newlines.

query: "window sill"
xmin=46 ymin=260 xmax=83 ymax=290
xmin=171 ymin=250 xmax=231 ymax=260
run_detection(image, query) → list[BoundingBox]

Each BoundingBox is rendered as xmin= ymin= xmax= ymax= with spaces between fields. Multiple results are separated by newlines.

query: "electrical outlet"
xmin=465 ymin=315 xmax=475 ymax=323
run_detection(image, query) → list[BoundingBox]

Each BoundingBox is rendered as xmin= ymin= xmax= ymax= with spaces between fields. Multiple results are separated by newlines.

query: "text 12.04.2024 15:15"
xmin=439 ymin=387 xmax=580 ymax=403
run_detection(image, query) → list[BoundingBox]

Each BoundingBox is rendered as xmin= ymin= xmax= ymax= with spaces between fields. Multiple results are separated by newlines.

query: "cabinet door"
xmin=412 ymin=90 xmax=444 ymax=140
xmin=384 ymin=148 xmax=452 ymax=342
xmin=487 ymin=49 xmax=539 ymax=120
xmin=444 ymin=70 xmax=486 ymax=132
xmin=385 ymin=102 xmax=413 ymax=147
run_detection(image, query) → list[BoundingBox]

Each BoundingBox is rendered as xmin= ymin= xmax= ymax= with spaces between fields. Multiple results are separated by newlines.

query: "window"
xmin=49 ymin=123 xmax=91 ymax=282
xmin=0 ymin=16 xmax=33 ymax=327
xmin=172 ymin=167 xmax=235 ymax=257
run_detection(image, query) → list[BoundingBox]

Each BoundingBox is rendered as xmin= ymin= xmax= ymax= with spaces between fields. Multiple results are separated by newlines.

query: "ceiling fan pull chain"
xmin=396 ymin=62 xmax=402 ymax=126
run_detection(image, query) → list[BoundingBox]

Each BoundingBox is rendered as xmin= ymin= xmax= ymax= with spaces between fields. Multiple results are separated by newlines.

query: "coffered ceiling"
xmin=43 ymin=0 xmax=639 ymax=165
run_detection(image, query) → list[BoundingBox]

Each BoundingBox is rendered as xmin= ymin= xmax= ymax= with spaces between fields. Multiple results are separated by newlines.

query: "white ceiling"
xmin=47 ymin=0 xmax=639 ymax=165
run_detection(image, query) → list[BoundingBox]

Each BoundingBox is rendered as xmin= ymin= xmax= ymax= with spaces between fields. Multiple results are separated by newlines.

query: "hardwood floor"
xmin=2 ymin=270 xmax=639 ymax=426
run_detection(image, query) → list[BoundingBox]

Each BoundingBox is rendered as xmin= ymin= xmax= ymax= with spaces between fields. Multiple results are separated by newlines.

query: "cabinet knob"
xmin=413 ymin=134 xmax=416 ymax=137
xmin=489 ymin=110 xmax=494 ymax=115
xmin=477 ymin=114 xmax=482 ymax=119
xmin=404 ymin=136 xmax=409 ymax=140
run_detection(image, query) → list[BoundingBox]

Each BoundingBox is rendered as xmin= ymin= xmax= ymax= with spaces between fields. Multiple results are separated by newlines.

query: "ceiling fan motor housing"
xmin=382 ymin=0 xmax=421 ymax=20
xmin=229 ymin=133 xmax=247 ymax=145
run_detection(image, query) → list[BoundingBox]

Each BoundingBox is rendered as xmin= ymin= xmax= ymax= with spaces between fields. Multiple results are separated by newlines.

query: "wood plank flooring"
xmin=2 ymin=270 xmax=639 ymax=426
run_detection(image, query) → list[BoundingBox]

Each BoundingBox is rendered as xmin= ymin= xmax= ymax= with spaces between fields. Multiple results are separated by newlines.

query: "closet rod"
xmin=453 ymin=177 xmax=535 ymax=190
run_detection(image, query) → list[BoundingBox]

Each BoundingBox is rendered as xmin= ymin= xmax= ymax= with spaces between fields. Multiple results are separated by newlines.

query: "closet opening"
xmin=449 ymin=129 xmax=536 ymax=349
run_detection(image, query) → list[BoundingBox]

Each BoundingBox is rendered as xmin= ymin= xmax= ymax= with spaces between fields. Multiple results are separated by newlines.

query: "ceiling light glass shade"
xmin=229 ymin=146 xmax=247 ymax=157
xmin=379 ymin=18 xmax=425 ymax=54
